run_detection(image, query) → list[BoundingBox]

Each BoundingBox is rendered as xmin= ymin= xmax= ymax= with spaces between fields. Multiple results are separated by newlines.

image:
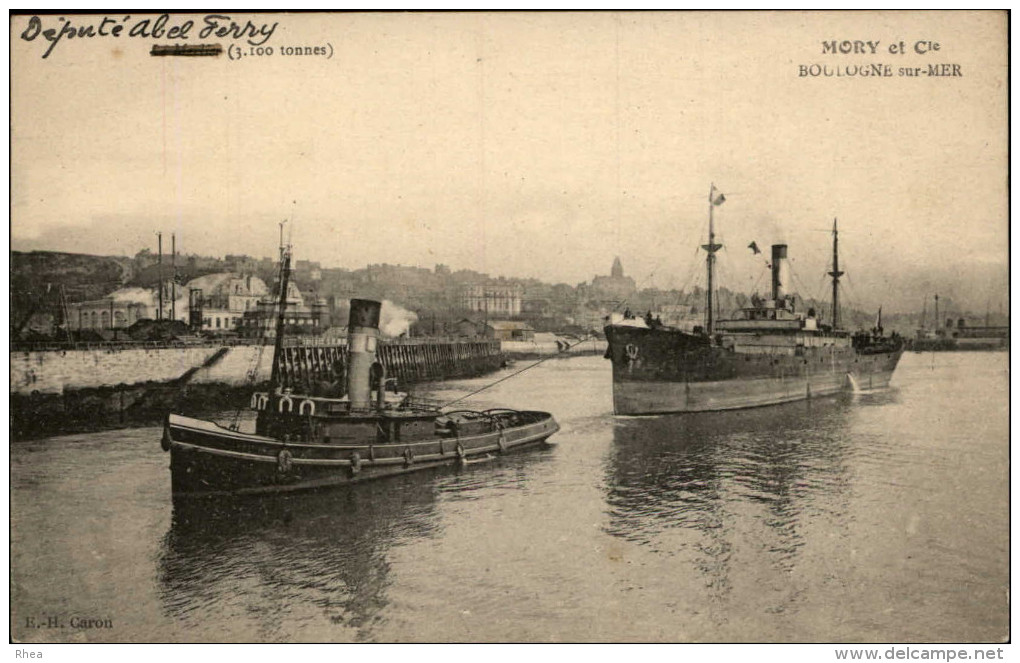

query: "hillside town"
xmin=11 ymin=244 xmax=1006 ymax=348
xmin=10 ymin=247 xmax=702 ymax=344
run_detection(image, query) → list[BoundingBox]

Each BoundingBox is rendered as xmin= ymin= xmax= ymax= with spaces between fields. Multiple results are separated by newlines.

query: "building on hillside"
xmin=239 ymin=283 xmax=329 ymax=338
xmin=68 ymin=299 xmax=150 ymax=331
xmin=184 ymin=273 xmax=270 ymax=333
xmin=224 ymin=255 xmax=261 ymax=274
xmin=579 ymin=257 xmax=637 ymax=304
xmin=461 ymin=283 xmax=523 ymax=317
xmin=67 ymin=282 xmax=188 ymax=331
xmin=295 ymin=260 xmax=322 ymax=282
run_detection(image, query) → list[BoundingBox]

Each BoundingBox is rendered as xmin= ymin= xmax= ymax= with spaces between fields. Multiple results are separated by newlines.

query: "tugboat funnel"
xmin=347 ymin=299 xmax=382 ymax=410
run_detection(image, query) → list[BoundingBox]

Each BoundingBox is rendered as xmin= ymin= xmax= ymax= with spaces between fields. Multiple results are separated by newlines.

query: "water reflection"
xmin=605 ymin=397 xmax=857 ymax=612
xmin=158 ymin=475 xmax=442 ymax=641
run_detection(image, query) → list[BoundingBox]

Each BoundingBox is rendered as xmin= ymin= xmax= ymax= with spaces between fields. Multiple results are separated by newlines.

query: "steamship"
xmin=604 ymin=187 xmax=904 ymax=415
xmin=162 ymin=247 xmax=559 ymax=498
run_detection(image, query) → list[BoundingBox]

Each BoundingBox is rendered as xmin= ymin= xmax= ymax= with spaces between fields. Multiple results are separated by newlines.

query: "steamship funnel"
xmin=771 ymin=244 xmax=789 ymax=302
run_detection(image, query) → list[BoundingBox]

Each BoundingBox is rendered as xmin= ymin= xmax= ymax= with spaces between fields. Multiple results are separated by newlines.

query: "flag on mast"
xmin=710 ymin=184 xmax=726 ymax=206
xmin=747 ymin=241 xmax=761 ymax=254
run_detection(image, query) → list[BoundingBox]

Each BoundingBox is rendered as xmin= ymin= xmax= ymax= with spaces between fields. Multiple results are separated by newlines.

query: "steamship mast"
xmin=702 ymin=184 xmax=724 ymax=334
xmin=828 ymin=219 xmax=843 ymax=329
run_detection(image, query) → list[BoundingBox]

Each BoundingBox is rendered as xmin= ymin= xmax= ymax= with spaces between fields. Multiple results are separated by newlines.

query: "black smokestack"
xmin=771 ymin=244 xmax=788 ymax=301
xmin=349 ymin=298 xmax=381 ymax=330
xmin=346 ymin=299 xmax=382 ymax=409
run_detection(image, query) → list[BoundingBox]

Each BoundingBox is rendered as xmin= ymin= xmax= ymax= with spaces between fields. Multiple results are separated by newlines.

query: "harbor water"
xmin=10 ymin=351 xmax=1008 ymax=642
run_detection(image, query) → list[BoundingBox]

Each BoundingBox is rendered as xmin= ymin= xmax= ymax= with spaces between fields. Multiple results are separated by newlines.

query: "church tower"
xmin=611 ymin=256 xmax=624 ymax=279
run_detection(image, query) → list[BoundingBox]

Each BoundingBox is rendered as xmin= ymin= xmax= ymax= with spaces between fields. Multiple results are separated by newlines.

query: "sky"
xmin=10 ymin=11 xmax=1008 ymax=313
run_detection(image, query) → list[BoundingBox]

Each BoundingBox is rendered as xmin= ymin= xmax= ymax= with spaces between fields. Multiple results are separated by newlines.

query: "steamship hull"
xmin=605 ymin=326 xmax=903 ymax=416
xmin=165 ymin=412 xmax=560 ymax=498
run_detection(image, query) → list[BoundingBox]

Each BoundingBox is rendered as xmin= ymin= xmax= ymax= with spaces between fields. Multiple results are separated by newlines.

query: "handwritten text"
xmin=19 ymin=14 xmax=279 ymax=59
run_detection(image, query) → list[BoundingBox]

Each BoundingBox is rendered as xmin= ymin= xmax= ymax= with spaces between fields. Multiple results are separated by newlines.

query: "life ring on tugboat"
xmin=625 ymin=344 xmax=640 ymax=360
xmin=349 ymin=452 xmax=362 ymax=476
xmin=278 ymin=396 xmax=294 ymax=413
xmin=496 ymin=421 xmax=507 ymax=453
xmin=455 ymin=442 xmax=467 ymax=463
xmin=277 ymin=449 xmax=293 ymax=474
xmin=403 ymin=447 xmax=414 ymax=466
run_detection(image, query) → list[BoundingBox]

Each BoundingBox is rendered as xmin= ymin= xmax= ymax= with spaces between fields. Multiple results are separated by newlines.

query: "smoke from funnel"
xmin=109 ymin=287 xmax=157 ymax=306
xmin=332 ymin=299 xmax=419 ymax=337
xmin=107 ymin=287 xmax=188 ymax=320
xmin=379 ymin=300 xmax=418 ymax=337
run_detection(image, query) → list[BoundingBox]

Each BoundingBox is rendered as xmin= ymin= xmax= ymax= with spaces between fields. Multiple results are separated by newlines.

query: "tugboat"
xmin=604 ymin=186 xmax=904 ymax=415
xmin=162 ymin=246 xmax=559 ymax=497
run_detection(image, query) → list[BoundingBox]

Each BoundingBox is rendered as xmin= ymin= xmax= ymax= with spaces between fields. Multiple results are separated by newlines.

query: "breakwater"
xmin=10 ymin=340 xmax=503 ymax=439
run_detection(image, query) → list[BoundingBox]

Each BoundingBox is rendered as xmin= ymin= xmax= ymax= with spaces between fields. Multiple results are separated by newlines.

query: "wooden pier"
xmin=274 ymin=339 xmax=503 ymax=393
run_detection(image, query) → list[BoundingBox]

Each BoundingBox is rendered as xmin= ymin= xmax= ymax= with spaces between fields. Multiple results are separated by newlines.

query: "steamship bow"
xmin=162 ymin=249 xmax=559 ymax=498
xmin=605 ymin=188 xmax=904 ymax=415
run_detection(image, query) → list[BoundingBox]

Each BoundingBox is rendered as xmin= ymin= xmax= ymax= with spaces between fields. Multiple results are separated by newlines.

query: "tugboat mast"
xmin=702 ymin=184 xmax=724 ymax=334
xmin=828 ymin=218 xmax=843 ymax=329
xmin=268 ymin=242 xmax=292 ymax=393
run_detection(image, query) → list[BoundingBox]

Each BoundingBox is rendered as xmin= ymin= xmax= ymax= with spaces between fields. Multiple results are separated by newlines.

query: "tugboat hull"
xmin=166 ymin=412 xmax=560 ymax=498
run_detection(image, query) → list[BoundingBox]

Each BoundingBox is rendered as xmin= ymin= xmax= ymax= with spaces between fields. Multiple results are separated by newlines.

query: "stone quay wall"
xmin=10 ymin=340 xmax=504 ymax=396
xmin=9 ymin=340 xmax=505 ymax=439
xmin=10 ymin=345 xmax=271 ymax=396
